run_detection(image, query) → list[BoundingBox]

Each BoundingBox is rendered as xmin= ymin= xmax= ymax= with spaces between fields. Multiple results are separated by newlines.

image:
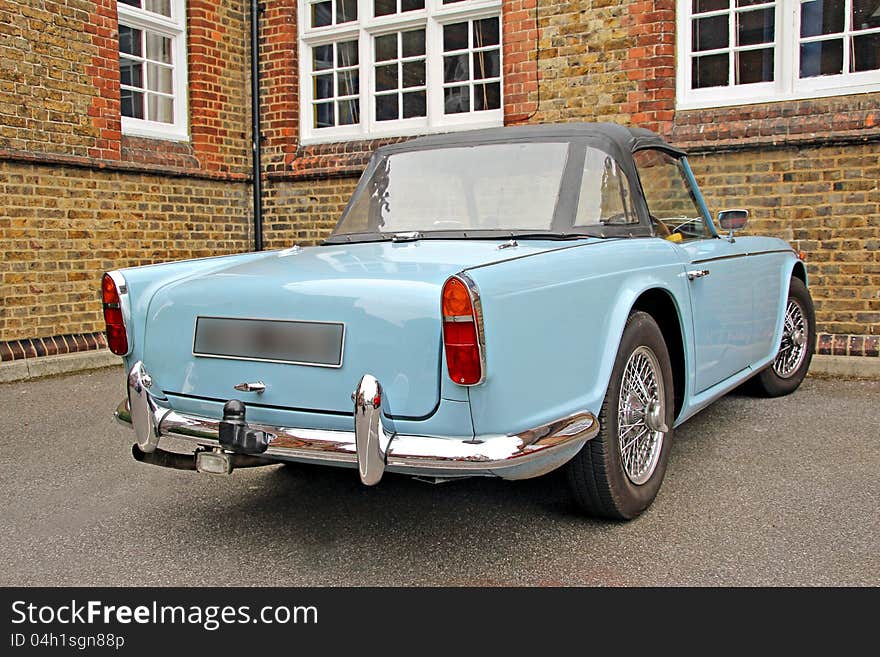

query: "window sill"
xmin=121 ymin=118 xmax=190 ymax=143
xmin=298 ymin=116 xmax=503 ymax=147
xmin=676 ymin=78 xmax=880 ymax=112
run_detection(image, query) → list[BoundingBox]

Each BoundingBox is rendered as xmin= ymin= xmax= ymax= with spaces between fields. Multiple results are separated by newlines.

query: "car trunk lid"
xmin=142 ymin=239 xmax=584 ymax=420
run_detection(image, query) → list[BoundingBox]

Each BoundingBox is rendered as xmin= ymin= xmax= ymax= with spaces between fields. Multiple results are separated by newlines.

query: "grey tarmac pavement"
xmin=0 ymin=367 xmax=877 ymax=586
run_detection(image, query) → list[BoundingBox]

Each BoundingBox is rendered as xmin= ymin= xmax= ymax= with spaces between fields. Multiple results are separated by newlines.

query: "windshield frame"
xmin=324 ymin=133 xmax=653 ymax=244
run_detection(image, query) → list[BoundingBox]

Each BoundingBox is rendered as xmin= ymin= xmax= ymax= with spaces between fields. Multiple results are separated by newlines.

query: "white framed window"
xmin=677 ymin=0 xmax=880 ymax=109
xmin=298 ymin=0 xmax=503 ymax=144
xmin=117 ymin=0 xmax=189 ymax=140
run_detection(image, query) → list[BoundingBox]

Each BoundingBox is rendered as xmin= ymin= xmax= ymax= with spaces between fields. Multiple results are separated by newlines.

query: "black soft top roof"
xmin=376 ymin=122 xmax=686 ymax=160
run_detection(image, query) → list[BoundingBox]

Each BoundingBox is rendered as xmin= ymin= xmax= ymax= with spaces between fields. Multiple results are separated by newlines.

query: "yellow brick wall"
xmin=262 ymin=177 xmax=359 ymax=249
xmin=0 ymin=161 xmax=251 ymax=341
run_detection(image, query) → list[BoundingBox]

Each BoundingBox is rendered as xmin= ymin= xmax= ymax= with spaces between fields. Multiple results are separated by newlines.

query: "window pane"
xmin=473 ymin=18 xmax=500 ymax=47
xmin=314 ymin=74 xmax=333 ymax=99
xmin=402 ymin=29 xmax=426 ymax=57
xmin=119 ymin=0 xmax=141 ymax=8
xmin=800 ymin=0 xmax=845 ymax=38
xmin=737 ymin=7 xmax=774 ymax=46
xmin=473 ymin=50 xmax=500 ymax=79
xmin=800 ymin=39 xmax=844 ymax=77
xmin=692 ymin=0 xmax=728 ymax=12
xmin=444 ymin=86 xmax=470 ymax=113
xmin=474 ymin=82 xmax=500 ymax=110
xmin=444 ymin=23 xmax=468 ymax=51
xmin=693 ymin=14 xmax=729 ymax=50
xmin=736 ymin=0 xmax=769 ymax=6
xmin=147 ymin=94 xmax=173 ymax=123
xmin=376 ymin=94 xmax=399 ymax=121
xmin=444 ymin=54 xmax=469 ymax=82
xmin=338 ymin=99 xmax=359 ymax=125
xmin=119 ymin=25 xmax=142 ymax=57
xmin=311 ymin=1 xmax=332 ymax=28
xmin=144 ymin=0 xmax=171 ymax=16
xmin=146 ymin=33 xmax=172 ymax=64
xmin=313 ymin=45 xmax=333 ymax=70
xmin=692 ymin=52 xmax=728 ymax=87
xmin=120 ymin=88 xmax=144 ymax=119
xmin=402 ymin=61 xmax=425 ymax=87
xmin=337 ymin=41 xmax=358 ymax=66
xmin=337 ymin=0 xmax=357 ymax=23
xmin=575 ymin=149 xmax=636 ymax=226
xmin=337 ymin=69 xmax=358 ymax=96
xmin=634 ymin=150 xmax=709 ymax=240
xmin=376 ymin=34 xmax=397 ymax=62
xmin=375 ymin=64 xmax=398 ymax=91
xmin=402 ymin=91 xmax=426 ymax=118
xmin=374 ymin=0 xmax=395 ymax=16
xmin=120 ymin=57 xmax=143 ymax=88
xmin=852 ymin=33 xmax=880 ymax=72
xmin=736 ymin=47 xmax=774 ymax=83
xmin=146 ymin=63 xmax=173 ymax=93
xmin=401 ymin=0 xmax=424 ymax=10
xmin=853 ymin=0 xmax=880 ymax=30
xmin=314 ymin=102 xmax=334 ymax=128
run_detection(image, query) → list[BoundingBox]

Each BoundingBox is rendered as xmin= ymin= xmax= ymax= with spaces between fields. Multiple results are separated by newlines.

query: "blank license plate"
xmin=193 ymin=316 xmax=344 ymax=368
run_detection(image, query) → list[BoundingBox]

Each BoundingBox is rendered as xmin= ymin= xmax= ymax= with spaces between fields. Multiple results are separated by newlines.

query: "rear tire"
xmin=751 ymin=277 xmax=815 ymax=397
xmin=565 ymin=311 xmax=675 ymax=520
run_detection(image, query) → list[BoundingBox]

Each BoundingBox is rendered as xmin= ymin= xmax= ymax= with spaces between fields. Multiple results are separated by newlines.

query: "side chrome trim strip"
xmin=691 ymin=248 xmax=796 ymax=265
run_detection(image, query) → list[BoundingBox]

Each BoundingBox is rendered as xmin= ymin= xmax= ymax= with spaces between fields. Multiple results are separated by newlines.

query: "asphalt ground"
xmin=0 ymin=368 xmax=877 ymax=586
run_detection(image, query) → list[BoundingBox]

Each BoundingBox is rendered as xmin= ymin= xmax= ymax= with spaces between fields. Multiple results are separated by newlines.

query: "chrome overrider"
xmin=117 ymin=361 xmax=600 ymax=485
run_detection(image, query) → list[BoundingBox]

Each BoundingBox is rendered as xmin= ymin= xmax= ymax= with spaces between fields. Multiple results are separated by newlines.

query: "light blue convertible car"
xmin=108 ymin=123 xmax=815 ymax=519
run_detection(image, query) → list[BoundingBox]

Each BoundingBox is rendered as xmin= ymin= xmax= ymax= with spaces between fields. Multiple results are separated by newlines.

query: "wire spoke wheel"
xmin=617 ymin=345 xmax=666 ymax=485
xmin=773 ymin=298 xmax=808 ymax=379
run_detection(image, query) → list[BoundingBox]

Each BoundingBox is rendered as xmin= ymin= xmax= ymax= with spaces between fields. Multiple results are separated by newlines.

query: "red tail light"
xmin=102 ymin=273 xmax=129 ymax=356
xmin=442 ymin=276 xmax=484 ymax=385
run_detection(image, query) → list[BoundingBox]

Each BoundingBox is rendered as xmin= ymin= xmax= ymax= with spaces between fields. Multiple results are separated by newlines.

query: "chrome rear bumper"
xmin=118 ymin=361 xmax=599 ymax=485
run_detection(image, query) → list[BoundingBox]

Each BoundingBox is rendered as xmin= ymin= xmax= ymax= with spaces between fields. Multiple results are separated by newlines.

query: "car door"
xmin=633 ymin=149 xmax=753 ymax=394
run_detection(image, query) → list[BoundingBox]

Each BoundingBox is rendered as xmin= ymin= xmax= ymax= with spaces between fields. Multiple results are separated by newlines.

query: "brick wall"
xmin=262 ymin=176 xmax=358 ymax=250
xmin=0 ymin=160 xmax=252 ymax=344
xmin=0 ymin=0 xmax=253 ymax=359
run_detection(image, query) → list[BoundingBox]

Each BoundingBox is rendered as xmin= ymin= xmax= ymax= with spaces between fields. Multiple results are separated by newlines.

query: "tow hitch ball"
xmin=218 ymin=400 xmax=273 ymax=454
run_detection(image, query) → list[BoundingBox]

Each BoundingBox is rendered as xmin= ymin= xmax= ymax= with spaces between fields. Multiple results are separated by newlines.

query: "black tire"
xmin=751 ymin=277 xmax=815 ymax=397
xmin=565 ymin=311 xmax=675 ymax=520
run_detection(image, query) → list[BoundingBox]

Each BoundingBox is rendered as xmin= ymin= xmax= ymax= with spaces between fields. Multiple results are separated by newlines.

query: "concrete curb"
xmin=0 ymin=350 xmax=122 ymax=383
xmin=808 ymin=354 xmax=880 ymax=380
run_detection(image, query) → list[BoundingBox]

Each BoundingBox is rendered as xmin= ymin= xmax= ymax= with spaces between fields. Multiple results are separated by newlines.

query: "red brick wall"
xmin=502 ymin=0 xmax=539 ymax=124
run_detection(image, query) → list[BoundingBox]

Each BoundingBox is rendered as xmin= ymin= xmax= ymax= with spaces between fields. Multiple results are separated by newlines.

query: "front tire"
xmin=565 ymin=311 xmax=675 ymax=520
xmin=751 ymin=277 xmax=815 ymax=397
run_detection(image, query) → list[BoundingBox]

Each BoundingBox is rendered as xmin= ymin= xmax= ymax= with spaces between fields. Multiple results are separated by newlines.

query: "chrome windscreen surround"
xmin=118 ymin=361 xmax=599 ymax=484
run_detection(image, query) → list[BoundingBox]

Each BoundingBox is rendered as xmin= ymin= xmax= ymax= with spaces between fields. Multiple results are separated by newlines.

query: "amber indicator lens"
xmin=442 ymin=278 xmax=473 ymax=317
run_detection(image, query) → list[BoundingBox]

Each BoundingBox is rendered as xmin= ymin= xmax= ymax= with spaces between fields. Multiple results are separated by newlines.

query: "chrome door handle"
xmin=687 ymin=269 xmax=710 ymax=280
xmin=233 ymin=381 xmax=266 ymax=393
